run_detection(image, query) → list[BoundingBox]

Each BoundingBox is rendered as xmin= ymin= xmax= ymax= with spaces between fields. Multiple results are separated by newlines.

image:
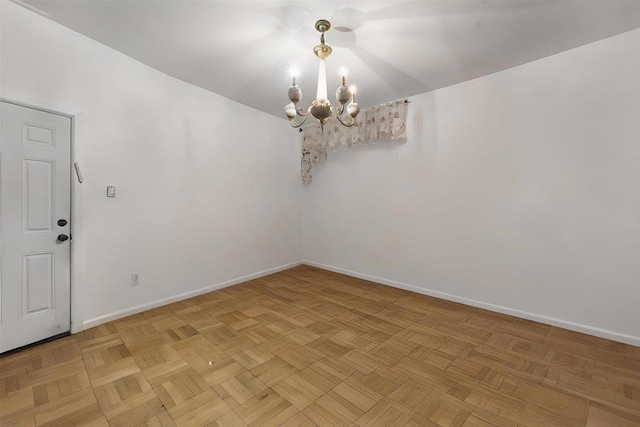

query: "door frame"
xmin=0 ymin=97 xmax=83 ymax=334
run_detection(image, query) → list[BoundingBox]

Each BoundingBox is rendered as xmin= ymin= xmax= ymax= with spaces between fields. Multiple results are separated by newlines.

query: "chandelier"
xmin=285 ymin=19 xmax=360 ymax=132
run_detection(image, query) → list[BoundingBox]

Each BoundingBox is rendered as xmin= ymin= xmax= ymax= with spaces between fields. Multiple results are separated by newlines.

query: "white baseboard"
xmin=80 ymin=261 xmax=303 ymax=331
xmin=303 ymin=260 xmax=640 ymax=347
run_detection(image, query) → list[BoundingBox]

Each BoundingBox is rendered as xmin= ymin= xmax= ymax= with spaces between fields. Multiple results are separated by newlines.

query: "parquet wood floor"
xmin=1 ymin=265 xmax=639 ymax=426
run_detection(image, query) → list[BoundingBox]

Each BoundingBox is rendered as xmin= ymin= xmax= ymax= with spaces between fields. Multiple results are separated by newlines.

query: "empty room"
xmin=1 ymin=0 xmax=639 ymax=425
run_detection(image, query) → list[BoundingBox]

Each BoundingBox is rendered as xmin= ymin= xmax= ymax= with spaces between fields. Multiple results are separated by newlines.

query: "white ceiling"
xmin=12 ymin=0 xmax=640 ymax=118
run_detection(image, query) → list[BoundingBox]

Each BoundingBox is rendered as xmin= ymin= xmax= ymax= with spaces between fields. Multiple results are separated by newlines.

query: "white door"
xmin=0 ymin=101 xmax=71 ymax=353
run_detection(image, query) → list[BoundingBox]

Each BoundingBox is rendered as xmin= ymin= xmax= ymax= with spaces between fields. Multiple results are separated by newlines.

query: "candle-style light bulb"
xmin=340 ymin=67 xmax=348 ymax=79
xmin=336 ymin=73 xmax=351 ymax=105
xmin=347 ymin=85 xmax=359 ymax=118
xmin=288 ymin=70 xmax=302 ymax=104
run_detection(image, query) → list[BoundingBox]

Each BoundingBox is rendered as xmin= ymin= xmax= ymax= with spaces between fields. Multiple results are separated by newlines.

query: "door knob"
xmin=57 ymin=219 xmax=68 ymax=227
xmin=57 ymin=234 xmax=69 ymax=242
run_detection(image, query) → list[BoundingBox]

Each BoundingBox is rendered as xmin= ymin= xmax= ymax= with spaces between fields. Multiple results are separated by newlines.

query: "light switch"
xmin=107 ymin=186 xmax=116 ymax=197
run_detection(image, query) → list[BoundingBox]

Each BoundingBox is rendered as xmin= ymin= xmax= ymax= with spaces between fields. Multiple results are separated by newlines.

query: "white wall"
xmin=1 ymin=1 xmax=302 ymax=330
xmin=303 ymin=29 xmax=640 ymax=346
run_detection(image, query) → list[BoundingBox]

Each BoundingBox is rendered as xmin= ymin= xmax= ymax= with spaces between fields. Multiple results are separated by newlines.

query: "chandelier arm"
xmin=336 ymin=114 xmax=355 ymax=127
xmin=296 ymin=107 xmax=310 ymax=117
xmin=289 ymin=113 xmax=310 ymax=128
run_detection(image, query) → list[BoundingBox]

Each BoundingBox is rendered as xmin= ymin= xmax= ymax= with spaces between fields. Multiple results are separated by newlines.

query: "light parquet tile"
xmin=101 ymin=389 xmax=164 ymax=427
xmin=33 ymin=389 xmax=103 ymax=427
xmin=153 ymin=368 xmax=211 ymax=409
xmin=212 ymin=371 xmax=268 ymax=409
xmin=234 ymin=388 xmax=297 ymax=427
xmin=249 ymin=356 xmax=297 ymax=387
xmin=201 ymin=357 xmax=246 ymax=387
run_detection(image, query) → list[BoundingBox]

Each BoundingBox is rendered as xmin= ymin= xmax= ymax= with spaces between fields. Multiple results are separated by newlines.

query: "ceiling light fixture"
xmin=285 ymin=19 xmax=360 ymax=132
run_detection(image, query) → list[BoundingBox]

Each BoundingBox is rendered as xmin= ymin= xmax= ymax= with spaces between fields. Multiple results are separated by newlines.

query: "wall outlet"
xmin=132 ymin=273 xmax=140 ymax=286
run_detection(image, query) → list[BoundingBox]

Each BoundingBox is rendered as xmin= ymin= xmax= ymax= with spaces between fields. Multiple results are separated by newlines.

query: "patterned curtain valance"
xmin=301 ymin=99 xmax=409 ymax=186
